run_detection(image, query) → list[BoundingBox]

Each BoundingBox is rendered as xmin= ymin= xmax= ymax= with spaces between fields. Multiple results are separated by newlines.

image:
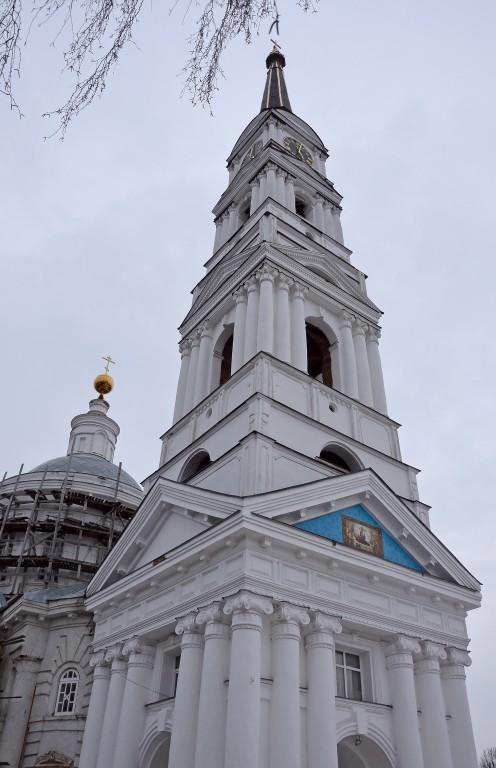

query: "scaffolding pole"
xmin=0 ymin=465 xmax=24 ymax=543
xmin=44 ymin=452 xmax=74 ymax=587
xmin=107 ymin=462 xmax=122 ymax=552
xmin=12 ymin=466 xmax=49 ymax=594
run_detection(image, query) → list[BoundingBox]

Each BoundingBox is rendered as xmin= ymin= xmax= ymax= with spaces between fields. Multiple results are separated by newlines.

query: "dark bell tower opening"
xmin=220 ymin=334 xmax=233 ymax=386
xmin=306 ymin=323 xmax=332 ymax=387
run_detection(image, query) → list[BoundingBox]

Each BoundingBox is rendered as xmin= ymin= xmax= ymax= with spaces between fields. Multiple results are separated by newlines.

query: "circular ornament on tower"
xmin=242 ymin=140 xmax=263 ymax=165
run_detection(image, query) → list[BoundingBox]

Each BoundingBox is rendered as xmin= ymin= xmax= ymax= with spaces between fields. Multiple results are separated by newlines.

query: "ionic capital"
xmin=223 ymin=591 xmax=274 ymax=617
xmin=444 ymin=647 xmax=472 ymax=667
xmin=89 ymin=650 xmax=109 ymax=668
xmin=314 ymin=194 xmax=325 ymax=205
xmin=196 ymin=602 xmax=226 ymax=626
xmin=190 ymin=329 xmax=202 ymax=348
xmin=385 ymin=634 xmax=421 ymax=658
xmin=274 ymin=603 xmax=311 ymax=627
xmin=276 ymin=166 xmax=286 ymax=177
xmin=122 ymin=636 xmax=155 ymax=658
xmin=233 ymin=287 xmax=247 ymax=305
xmin=199 ymin=321 xmax=212 ymax=340
xmin=175 ymin=613 xmax=199 ymax=635
xmin=104 ymin=644 xmax=124 ymax=664
xmin=266 ymin=161 xmax=278 ymax=173
xmin=256 ymin=265 xmax=278 ymax=283
xmin=416 ymin=640 xmax=448 ymax=663
xmin=307 ymin=612 xmax=342 ymax=635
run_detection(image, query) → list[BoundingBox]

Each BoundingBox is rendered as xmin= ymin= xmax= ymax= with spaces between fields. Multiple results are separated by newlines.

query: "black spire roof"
xmin=260 ymin=47 xmax=292 ymax=113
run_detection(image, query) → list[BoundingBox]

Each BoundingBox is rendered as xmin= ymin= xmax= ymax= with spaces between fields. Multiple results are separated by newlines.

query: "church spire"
xmin=260 ymin=45 xmax=292 ymax=113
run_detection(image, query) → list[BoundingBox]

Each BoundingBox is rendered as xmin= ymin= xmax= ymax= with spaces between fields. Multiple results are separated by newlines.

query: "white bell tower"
xmin=82 ymin=48 xmax=481 ymax=768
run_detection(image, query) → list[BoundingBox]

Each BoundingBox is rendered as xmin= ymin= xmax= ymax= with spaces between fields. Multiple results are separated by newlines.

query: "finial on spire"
xmin=94 ymin=355 xmax=115 ymax=400
xmin=260 ymin=43 xmax=292 ymax=113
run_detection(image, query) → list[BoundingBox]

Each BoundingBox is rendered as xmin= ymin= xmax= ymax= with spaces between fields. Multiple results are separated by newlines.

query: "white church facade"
xmin=77 ymin=48 xmax=481 ymax=768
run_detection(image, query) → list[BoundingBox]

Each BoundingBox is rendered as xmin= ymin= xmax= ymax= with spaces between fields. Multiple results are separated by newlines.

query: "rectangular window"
xmin=158 ymin=651 xmax=181 ymax=700
xmin=336 ymin=650 xmax=363 ymax=701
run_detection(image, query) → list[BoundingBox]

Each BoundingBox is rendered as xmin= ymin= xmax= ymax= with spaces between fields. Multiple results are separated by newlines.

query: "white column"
xmin=169 ymin=614 xmax=205 ymax=768
xmin=275 ymin=274 xmax=293 ymax=363
xmin=0 ymin=656 xmax=41 ymax=768
xmin=96 ymin=646 xmax=127 ymax=768
xmin=323 ymin=202 xmax=335 ymax=238
xmin=223 ymin=592 xmax=274 ymax=768
xmin=220 ymin=210 xmax=230 ymax=244
xmin=313 ymin=195 xmax=325 ymax=231
xmin=338 ymin=310 xmax=359 ymax=399
xmin=243 ymin=275 xmax=260 ymax=363
xmin=259 ymin=169 xmax=267 ymax=202
xmin=352 ymin=319 xmax=374 ymax=406
xmin=173 ymin=339 xmax=192 ymax=422
xmin=270 ymin=604 xmax=310 ymax=768
xmin=194 ymin=603 xmax=231 ymax=768
xmin=194 ymin=322 xmax=213 ymax=405
xmin=441 ymin=648 xmax=477 ymax=768
xmin=256 ymin=265 xmax=276 ymax=355
xmin=232 ymin=288 xmax=248 ymax=373
xmin=250 ymin=179 xmax=260 ymax=215
xmin=267 ymin=119 xmax=276 ymax=141
xmin=183 ymin=331 xmax=200 ymax=413
xmin=213 ymin=218 xmax=223 ymax=252
xmin=112 ymin=637 xmax=155 ymax=768
xmin=332 ymin=208 xmax=344 ymax=243
xmin=385 ymin=636 xmax=424 ymax=768
xmin=227 ymin=204 xmax=238 ymax=239
xmin=291 ymin=282 xmax=308 ymax=371
xmin=305 ymin=613 xmax=342 ymax=768
xmin=276 ymin=168 xmax=286 ymax=205
xmin=414 ymin=641 xmax=454 ymax=768
xmin=79 ymin=651 xmax=111 ymax=768
xmin=366 ymin=326 xmax=388 ymax=414
xmin=266 ymin=163 xmax=277 ymax=199
xmin=286 ymin=175 xmax=296 ymax=212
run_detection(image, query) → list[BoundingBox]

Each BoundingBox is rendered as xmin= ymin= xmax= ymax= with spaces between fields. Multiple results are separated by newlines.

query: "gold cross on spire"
xmin=102 ymin=354 xmax=115 ymax=374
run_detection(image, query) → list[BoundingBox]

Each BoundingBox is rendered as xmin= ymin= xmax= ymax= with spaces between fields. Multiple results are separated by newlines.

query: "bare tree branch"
xmin=0 ymin=0 xmax=317 ymax=135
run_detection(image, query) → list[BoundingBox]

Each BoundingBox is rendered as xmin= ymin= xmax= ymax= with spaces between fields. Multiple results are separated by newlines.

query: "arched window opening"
xmin=295 ymin=197 xmax=308 ymax=218
xmin=55 ymin=668 xmax=79 ymax=715
xmin=239 ymin=202 xmax=251 ymax=225
xmin=306 ymin=323 xmax=332 ymax=387
xmin=319 ymin=449 xmax=352 ymax=473
xmin=219 ymin=333 xmax=233 ymax=386
xmin=180 ymin=451 xmax=212 ymax=483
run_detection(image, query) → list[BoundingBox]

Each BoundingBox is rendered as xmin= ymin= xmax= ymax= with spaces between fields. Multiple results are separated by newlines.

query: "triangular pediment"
xmin=294 ymin=503 xmax=425 ymax=573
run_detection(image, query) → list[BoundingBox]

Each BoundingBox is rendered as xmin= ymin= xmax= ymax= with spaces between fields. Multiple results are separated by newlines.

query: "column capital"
xmin=276 ymin=166 xmax=286 ymax=177
xmin=274 ymin=602 xmax=310 ymax=627
xmin=323 ymin=200 xmax=333 ymax=211
xmin=196 ymin=601 xmax=226 ymax=626
xmin=307 ymin=612 xmax=342 ymax=635
xmin=291 ymin=282 xmax=308 ymax=300
xmin=366 ymin=326 xmax=381 ymax=344
xmin=90 ymin=650 xmax=109 ymax=668
xmin=199 ymin=321 xmax=212 ymax=339
xmin=277 ymin=273 xmax=293 ymax=291
xmin=250 ymin=177 xmax=260 ymax=189
xmin=256 ymin=265 xmax=278 ymax=283
xmin=190 ymin=330 xmax=202 ymax=348
xmin=176 ymin=613 xmax=200 ymax=635
xmin=314 ymin=194 xmax=325 ymax=205
xmin=266 ymin=161 xmax=278 ymax=172
xmin=224 ymin=590 xmax=274 ymax=617
xmin=122 ymin=636 xmax=155 ymax=658
xmin=245 ymin=274 xmax=260 ymax=293
xmin=179 ymin=338 xmax=192 ymax=356
xmin=415 ymin=640 xmax=448 ymax=662
xmin=233 ymin=287 xmax=247 ymax=305
xmin=352 ymin=318 xmax=367 ymax=336
xmin=104 ymin=644 xmax=125 ymax=664
xmin=444 ymin=647 xmax=472 ymax=667
xmin=339 ymin=309 xmax=355 ymax=329
xmin=385 ymin=634 xmax=421 ymax=658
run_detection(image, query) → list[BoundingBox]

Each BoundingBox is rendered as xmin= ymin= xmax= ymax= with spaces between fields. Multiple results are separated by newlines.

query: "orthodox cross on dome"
xmin=102 ymin=354 xmax=115 ymax=375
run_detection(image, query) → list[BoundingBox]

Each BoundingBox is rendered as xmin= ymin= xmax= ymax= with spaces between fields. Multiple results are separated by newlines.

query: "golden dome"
xmin=94 ymin=373 xmax=114 ymax=399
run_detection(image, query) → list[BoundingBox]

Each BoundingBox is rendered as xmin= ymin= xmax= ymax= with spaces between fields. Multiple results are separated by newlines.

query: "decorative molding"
xmin=175 ymin=613 xmax=199 ymax=635
xmin=89 ymin=650 xmax=108 ymax=668
xmin=416 ymin=640 xmax=448 ymax=662
xmin=122 ymin=636 xmax=154 ymax=657
xmin=385 ymin=634 xmax=421 ymax=657
xmin=444 ymin=647 xmax=471 ymax=667
xmin=104 ymin=644 xmax=124 ymax=663
xmin=307 ymin=612 xmax=342 ymax=635
xmin=274 ymin=603 xmax=310 ymax=627
xmin=196 ymin=602 xmax=225 ymax=626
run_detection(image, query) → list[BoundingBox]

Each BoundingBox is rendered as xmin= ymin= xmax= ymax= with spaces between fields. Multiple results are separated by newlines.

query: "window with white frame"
xmin=55 ymin=668 xmax=79 ymax=714
xmin=335 ymin=650 xmax=363 ymax=701
xmin=158 ymin=651 xmax=181 ymax=700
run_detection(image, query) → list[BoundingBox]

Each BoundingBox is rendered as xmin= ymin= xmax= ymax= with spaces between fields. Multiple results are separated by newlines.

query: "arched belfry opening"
xmin=179 ymin=450 xmax=212 ymax=483
xmin=319 ymin=443 xmax=362 ymax=474
xmin=306 ymin=322 xmax=333 ymax=387
xmin=219 ymin=333 xmax=233 ymax=386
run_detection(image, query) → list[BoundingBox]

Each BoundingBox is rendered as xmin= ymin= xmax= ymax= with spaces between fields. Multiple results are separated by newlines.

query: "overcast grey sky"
xmin=1 ymin=0 xmax=494 ymax=754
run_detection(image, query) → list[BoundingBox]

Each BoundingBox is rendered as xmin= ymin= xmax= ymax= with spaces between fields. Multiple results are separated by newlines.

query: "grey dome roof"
xmin=30 ymin=454 xmax=141 ymax=491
